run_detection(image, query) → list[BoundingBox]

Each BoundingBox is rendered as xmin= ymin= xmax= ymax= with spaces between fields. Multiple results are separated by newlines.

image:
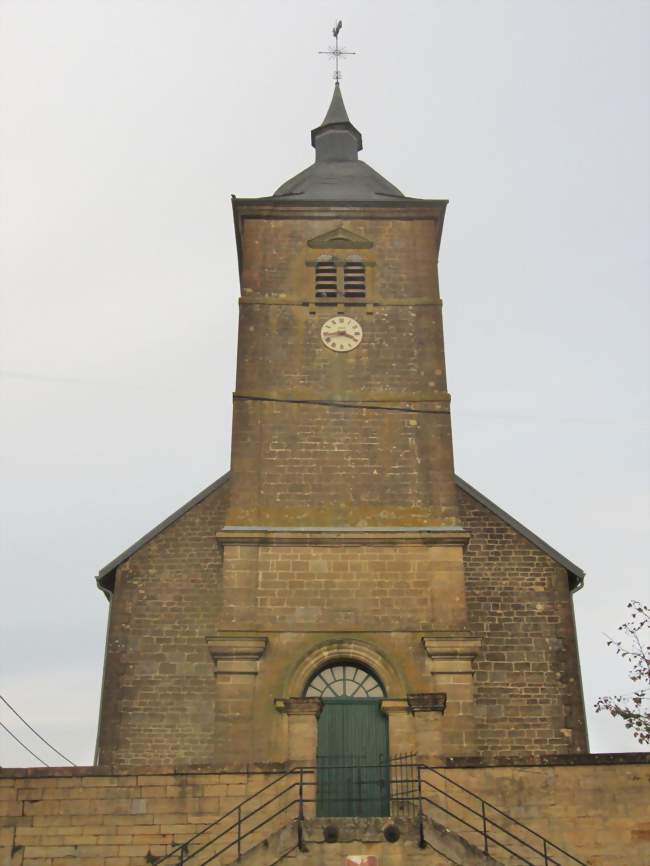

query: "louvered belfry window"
xmin=315 ymin=255 xmax=338 ymax=298
xmin=314 ymin=254 xmax=367 ymax=300
xmin=343 ymin=255 xmax=366 ymax=299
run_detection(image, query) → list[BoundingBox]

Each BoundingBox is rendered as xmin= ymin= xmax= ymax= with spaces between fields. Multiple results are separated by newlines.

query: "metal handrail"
xmin=416 ymin=793 xmax=549 ymax=866
xmin=200 ymin=799 xmax=302 ymax=866
xmin=154 ymin=768 xmax=303 ymax=866
xmin=417 ymin=780 xmax=562 ymax=864
xmin=420 ymin=765 xmax=587 ymax=866
xmin=427 ymin=766 xmax=562 ymax=846
xmin=155 ymin=757 xmax=588 ymax=866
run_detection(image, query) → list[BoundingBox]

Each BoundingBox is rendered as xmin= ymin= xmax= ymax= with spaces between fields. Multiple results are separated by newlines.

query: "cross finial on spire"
xmin=318 ymin=20 xmax=356 ymax=82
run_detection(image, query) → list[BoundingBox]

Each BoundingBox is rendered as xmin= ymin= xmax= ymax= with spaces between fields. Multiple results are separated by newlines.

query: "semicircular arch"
xmin=285 ymin=639 xmax=404 ymax=699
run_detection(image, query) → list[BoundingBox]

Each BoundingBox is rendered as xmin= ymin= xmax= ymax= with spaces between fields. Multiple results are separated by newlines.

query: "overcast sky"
xmin=1 ymin=1 xmax=648 ymax=768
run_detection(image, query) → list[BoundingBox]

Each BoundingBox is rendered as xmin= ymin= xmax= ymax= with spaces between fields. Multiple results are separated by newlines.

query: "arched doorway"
xmin=306 ymin=663 xmax=389 ymax=817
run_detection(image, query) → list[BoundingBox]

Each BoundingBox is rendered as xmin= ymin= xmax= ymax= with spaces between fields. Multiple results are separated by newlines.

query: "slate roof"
xmin=273 ymin=83 xmax=403 ymax=200
xmin=310 ymin=82 xmax=363 ymax=147
xmin=95 ymin=473 xmax=585 ymax=598
xmin=455 ymin=477 xmax=585 ymax=591
xmin=95 ymin=473 xmax=229 ymax=598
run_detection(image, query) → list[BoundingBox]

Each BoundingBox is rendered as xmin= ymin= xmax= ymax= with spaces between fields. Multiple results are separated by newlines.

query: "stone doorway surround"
xmin=275 ymin=639 xmax=449 ymax=767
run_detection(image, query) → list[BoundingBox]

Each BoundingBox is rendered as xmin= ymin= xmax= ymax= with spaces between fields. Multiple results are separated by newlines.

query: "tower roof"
xmin=310 ymin=82 xmax=362 ymax=148
xmin=273 ymin=83 xmax=403 ymax=200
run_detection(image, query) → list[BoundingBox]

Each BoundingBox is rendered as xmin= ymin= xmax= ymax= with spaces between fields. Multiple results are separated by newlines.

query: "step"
xmin=232 ymin=815 xmax=508 ymax=866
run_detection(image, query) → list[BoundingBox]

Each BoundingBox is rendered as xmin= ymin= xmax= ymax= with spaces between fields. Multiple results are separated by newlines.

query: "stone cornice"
xmin=5 ymin=751 xmax=648 ymax=778
xmin=422 ymin=633 xmax=482 ymax=660
xmin=381 ymin=699 xmax=410 ymax=715
xmin=206 ymin=635 xmax=268 ymax=676
xmin=407 ymin=693 xmax=447 ymax=713
xmin=233 ymin=198 xmax=447 ymax=222
xmin=216 ymin=527 xmax=470 ymax=547
xmin=238 ymin=296 xmax=442 ymax=308
xmin=274 ymin=697 xmax=323 ymax=717
xmin=206 ymin=635 xmax=268 ymax=660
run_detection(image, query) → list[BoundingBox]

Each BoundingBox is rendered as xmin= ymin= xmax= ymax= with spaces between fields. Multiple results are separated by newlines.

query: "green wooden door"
xmin=316 ymin=698 xmax=389 ymax=817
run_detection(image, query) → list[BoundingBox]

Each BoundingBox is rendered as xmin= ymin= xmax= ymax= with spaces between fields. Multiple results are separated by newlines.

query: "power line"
xmin=0 ymin=694 xmax=76 ymax=766
xmin=0 ymin=720 xmax=49 ymax=766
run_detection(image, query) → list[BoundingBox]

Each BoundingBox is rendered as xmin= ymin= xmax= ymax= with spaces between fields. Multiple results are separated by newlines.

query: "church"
xmin=95 ymin=80 xmax=589 ymax=779
xmin=2 ymin=67 xmax=648 ymax=866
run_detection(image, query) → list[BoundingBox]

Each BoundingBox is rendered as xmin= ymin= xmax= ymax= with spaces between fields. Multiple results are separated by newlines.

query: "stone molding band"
xmin=274 ymin=694 xmax=446 ymax=717
xmin=274 ymin=697 xmax=323 ymax=717
xmin=206 ymin=635 xmax=268 ymax=675
xmin=216 ymin=528 xmax=469 ymax=547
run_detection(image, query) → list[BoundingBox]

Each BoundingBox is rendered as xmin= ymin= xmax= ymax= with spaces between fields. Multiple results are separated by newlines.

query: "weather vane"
xmin=318 ymin=20 xmax=356 ymax=82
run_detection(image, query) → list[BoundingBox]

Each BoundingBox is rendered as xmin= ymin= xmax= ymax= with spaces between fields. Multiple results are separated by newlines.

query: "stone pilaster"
xmin=207 ymin=634 xmax=268 ymax=765
xmin=381 ymin=699 xmax=416 ymax=757
xmin=407 ymin=693 xmax=446 ymax=764
xmin=422 ymin=633 xmax=481 ymax=757
xmin=275 ymin=697 xmax=322 ymax=765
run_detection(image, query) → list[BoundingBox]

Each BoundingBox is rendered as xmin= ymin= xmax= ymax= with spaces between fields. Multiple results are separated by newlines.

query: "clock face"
xmin=321 ymin=316 xmax=363 ymax=353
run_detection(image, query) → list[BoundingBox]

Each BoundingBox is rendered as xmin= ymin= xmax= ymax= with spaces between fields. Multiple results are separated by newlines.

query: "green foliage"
xmin=595 ymin=601 xmax=650 ymax=745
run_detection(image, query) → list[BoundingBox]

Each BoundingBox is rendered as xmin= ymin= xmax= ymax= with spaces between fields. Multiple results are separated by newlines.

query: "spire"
xmin=321 ymin=82 xmax=353 ymax=126
xmin=273 ymin=38 xmax=404 ymax=200
xmin=311 ymin=83 xmax=363 ymax=161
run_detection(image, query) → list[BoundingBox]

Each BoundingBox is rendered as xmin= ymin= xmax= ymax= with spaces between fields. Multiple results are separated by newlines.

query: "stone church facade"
xmin=2 ymin=84 xmax=648 ymax=866
xmin=95 ymin=84 xmax=588 ymax=777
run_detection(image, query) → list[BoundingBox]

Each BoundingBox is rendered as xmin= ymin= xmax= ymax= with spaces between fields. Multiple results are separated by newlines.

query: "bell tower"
xmin=215 ymin=81 xmax=480 ymax=767
xmin=227 ymin=85 xmax=458 ymax=529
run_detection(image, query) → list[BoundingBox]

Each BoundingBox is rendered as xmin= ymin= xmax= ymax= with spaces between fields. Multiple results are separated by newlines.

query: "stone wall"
xmin=95 ymin=475 xmax=590 ymax=771
xmin=444 ymin=755 xmax=650 ymax=866
xmin=0 ymin=766 xmax=290 ymax=866
xmin=459 ymin=486 xmax=588 ymax=757
xmin=2 ymin=757 xmax=648 ymax=866
xmin=237 ymin=211 xmax=443 ymax=302
xmin=94 ymin=195 xmax=589 ymax=771
xmin=227 ymin=398 xmax=458 ymax=527
xmin=95 ymin=479 xmax=230 ymax=770
xmin=218 ymin=542 xmax=467 ymax=632
xmin=228 ymin=205 xmax=457 ymax=529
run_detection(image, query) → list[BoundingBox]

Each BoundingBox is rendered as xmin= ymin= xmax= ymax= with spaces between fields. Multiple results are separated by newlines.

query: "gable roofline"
xmin=94 ymin=471 xmax=585 ymax=599
xmin=455 ymin=475 xmax=585 ymax=592
xmin=95 ymin=472 xmax=230 ymax=599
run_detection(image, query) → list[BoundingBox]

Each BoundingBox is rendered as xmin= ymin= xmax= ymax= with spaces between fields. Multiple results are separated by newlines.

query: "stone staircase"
xmin=233 ymin=816 xmax=509 ymax=866
xmin=152 ymin=762 xmax=589 ymax=866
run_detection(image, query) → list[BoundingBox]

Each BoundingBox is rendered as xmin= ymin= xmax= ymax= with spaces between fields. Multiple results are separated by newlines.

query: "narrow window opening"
xmin=343 ymin=255 xmax=366 ymax=299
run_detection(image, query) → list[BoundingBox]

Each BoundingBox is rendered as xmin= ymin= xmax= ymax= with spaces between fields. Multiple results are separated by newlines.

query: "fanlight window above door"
xmin=305 ymin=664 xmax=385 ymax=699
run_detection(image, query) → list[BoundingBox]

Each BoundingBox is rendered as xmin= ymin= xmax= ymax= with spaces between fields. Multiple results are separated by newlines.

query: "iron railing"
xmin=152 ymin=755 xmax=588 ymax=866
xmin=403 ymin=757 xmax=588 ymax=866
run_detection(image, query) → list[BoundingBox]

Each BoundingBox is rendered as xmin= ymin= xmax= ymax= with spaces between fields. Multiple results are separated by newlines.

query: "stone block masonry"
xmin=459 ymin=487 xmax=589 ymax=758
xmin=218 ymin=542 xmax=467 ymax=632
xmin=96 ymin=481 xmax=230 ymax=771
xmin=228 ymin=205 xmax=458 ymax=531
xmin=1 ymin=757 xmax=648 ymax=865
xmin=94 ymin=201 xmax=589 ymax=771
xmin=227 ymin=399 xmax=458 ymax=527
xmin=95 ymin=473 xmax=591 ymax=770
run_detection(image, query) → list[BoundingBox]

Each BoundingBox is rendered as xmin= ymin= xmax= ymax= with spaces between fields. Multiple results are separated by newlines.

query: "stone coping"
xmin=1 ymin=752 xmax=648 ymax=779
xmin=445 ymin=752 xmax=650 ymax=768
